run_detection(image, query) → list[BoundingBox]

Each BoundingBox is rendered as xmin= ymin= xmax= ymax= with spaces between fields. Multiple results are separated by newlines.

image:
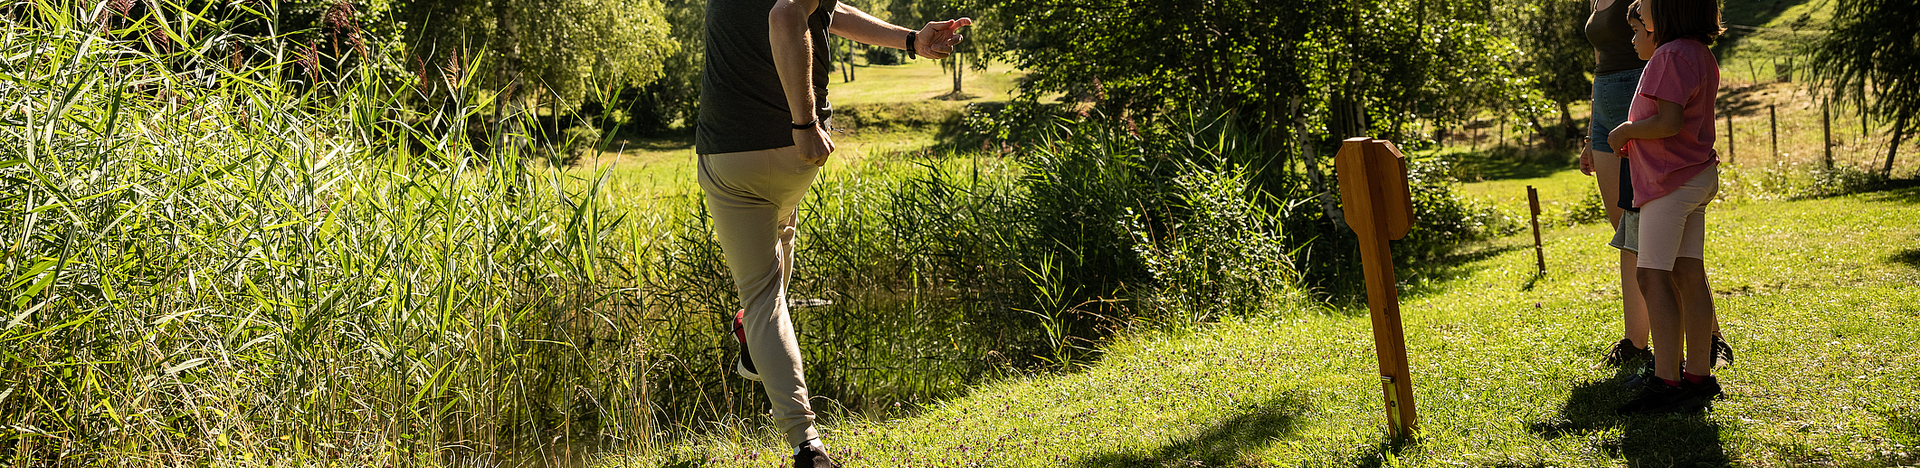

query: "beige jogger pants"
xmin=696 ymin=145 xmax=821 ymax=447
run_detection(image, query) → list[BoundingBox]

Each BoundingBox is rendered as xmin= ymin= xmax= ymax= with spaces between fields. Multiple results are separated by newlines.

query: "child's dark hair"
xmin=1635 ymin=0 xmax=1724 ymax=46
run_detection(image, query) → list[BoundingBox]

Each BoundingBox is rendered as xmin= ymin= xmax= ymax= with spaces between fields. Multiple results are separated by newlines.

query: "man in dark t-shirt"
xmin=697 ymin=1 xmax=970 ymax=466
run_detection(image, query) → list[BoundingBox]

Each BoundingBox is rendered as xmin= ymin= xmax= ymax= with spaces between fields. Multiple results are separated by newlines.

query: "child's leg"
xmin=1634 ymin=166 xmax=1720 ymax=382
xmin=1671 ymin=185 xmax=1717 ymax=377
xmin=1674 ymin=257 xmax=1716 ymax=377
xmin=1637 ymin=267 xmax=1684 ymax=382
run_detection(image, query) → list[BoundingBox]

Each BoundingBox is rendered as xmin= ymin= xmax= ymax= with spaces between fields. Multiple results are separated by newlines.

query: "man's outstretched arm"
xmin=828 ymin=4 xmax=971 ymax=60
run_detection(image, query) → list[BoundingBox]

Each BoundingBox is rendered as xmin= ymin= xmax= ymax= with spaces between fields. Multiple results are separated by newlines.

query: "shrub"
xmin=1129 ymin=164 xmax=1302 ymax=327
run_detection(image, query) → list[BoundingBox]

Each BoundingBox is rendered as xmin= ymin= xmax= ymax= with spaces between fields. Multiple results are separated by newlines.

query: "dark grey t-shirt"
xmin=696 ymin=0 xmax=837 ymax=155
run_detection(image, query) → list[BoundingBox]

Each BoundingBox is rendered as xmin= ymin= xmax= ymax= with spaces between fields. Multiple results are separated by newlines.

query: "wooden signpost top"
xmin=1333 ymin=137 xmax=1419 ymax=439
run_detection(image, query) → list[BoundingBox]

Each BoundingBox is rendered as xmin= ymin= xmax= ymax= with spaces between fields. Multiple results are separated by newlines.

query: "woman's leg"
xmin=1621 ymin=249 xmax=1650 ymax=348
xmin=1594 ymin=153 xmax=1650 ymax=349
xmin=1593 ymin=150 xmax=1624 ymax=228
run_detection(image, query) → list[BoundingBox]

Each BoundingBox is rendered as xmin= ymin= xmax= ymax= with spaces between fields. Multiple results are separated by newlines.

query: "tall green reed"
xmin=0 ymin=2 xmax=680 ymax=465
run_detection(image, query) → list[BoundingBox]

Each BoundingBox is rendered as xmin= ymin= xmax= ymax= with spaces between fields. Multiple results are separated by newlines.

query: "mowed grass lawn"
xmin=613 ymin=186 xmax=1920 ymax=467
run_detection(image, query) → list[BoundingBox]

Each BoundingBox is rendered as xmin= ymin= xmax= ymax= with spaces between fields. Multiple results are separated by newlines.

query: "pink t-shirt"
xmin=1622 ymin=39 xmax=1719 ymax=206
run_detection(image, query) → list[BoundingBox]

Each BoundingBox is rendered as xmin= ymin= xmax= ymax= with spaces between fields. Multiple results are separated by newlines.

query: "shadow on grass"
xmin=1713 ymin=0 xmax=1818 ymax=54
xmin=1395 ymin=243 xmax=1530 ymax=300
xmin=1440 ymin=144 xmax=1580 ymax=182
xmin=1074 ymin=394 xmax=1308 ymax=467
xmin=1864 ymin=185 xmax=1920 ymax=204
xmin=1889 ymin=248 xmax=1920 ymax=270
xmin=1341 ymin=436 xmax=1422 ymax=468
xmin=1528 ymin=371 xmax=1730 ymax=467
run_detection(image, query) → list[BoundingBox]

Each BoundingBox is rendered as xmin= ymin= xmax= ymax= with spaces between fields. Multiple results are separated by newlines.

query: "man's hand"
xmin=795 ymin=125 xmax=834 ymax=166
xmin=914 ymin=18 xmax=972 ymax=59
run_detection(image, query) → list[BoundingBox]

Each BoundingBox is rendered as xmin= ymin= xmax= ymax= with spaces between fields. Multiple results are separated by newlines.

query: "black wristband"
xmin=792 ymin=118 xmax=819 ymax=130
xmin=906 ymin=31 xmax=918 ymax=59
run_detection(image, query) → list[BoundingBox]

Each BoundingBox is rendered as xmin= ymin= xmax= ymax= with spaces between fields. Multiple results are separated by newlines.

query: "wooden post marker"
xmin=1528 ymin=186 xmax=1545 ymax=275
xmin=1334 ymin=137 xmax=1418 ymax=439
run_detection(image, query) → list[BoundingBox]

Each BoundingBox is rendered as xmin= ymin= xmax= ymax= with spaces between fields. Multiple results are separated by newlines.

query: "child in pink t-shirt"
xmin=1605 ymin=0 xmax=1726 ymax=415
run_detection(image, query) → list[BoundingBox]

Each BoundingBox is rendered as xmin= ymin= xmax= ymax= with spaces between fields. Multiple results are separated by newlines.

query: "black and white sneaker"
xmin=733 ymin=309 xmax=760 ymax=381
xmin=793 ymin=442 xmax=840 ymax=468
xmin=1597 ymin=338 xmax=1654 ymax=368
xmin=1710 ymin=332 xmax=1734 ymax=368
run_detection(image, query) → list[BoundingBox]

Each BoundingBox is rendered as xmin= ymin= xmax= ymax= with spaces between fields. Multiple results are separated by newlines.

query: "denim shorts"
xmin=1589 ymin=67 xmax=1645 ymax=153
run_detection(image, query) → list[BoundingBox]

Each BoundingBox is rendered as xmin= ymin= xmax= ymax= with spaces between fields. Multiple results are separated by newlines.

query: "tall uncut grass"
xmin=0 ymin=2 xmax=722 ymax=465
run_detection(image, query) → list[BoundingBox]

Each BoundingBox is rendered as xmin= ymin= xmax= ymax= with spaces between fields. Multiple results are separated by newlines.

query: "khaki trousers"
xmin=696 ymin=146 xmax=821 ymax=446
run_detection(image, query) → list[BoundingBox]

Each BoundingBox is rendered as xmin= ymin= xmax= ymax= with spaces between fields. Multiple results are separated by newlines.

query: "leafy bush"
xmin=1129 ymin=165 xmax=1302 ymax=327
xmin=866 ymin=46 xmax=905 ymax=66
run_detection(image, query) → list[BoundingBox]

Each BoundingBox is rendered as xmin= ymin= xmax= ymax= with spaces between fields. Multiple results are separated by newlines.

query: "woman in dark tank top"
xmin=1583 ymin=0 xmax=1653 ymax=370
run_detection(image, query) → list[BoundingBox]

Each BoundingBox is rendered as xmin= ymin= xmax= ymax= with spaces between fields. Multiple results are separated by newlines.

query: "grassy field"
xmin=612 ymin=185 xmax=1920 ymax=467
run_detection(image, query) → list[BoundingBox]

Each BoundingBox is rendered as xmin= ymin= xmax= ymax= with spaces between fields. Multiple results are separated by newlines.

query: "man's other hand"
xmin=795 ymin=125 xmax=834 ymax=166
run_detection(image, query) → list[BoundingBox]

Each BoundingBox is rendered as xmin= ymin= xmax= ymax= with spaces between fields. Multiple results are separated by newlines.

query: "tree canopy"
xmin=398 ymin=0 xmax=676 ymax=110
xmin=1805 ymin=0 xmax=1920 ymax=175
xmin=962 ymin=0 xmax=1542 ymax=146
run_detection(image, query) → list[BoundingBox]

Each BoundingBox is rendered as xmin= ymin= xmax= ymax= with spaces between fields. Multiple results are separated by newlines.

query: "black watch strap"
xmin=792 ymin=118 xmax=819 ymax=130
xmin=906 ymin=31 xmax=918 ymax=59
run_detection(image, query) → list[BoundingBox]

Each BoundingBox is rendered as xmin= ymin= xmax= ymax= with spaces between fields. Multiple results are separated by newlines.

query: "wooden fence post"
xmin=1770 ymin=105 xmax=1778 ymax=162
xmin=1528 ymin=186 xmax=1545 ymax=275
xmin=1335 ymin=137 xmax=1419 ymax=440
xmin=1823 ymin=102 xmax=1833 ymax=170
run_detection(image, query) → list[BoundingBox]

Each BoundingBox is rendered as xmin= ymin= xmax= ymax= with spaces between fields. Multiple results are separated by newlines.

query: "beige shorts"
xmin=1636 ymin=165 xmax=1718 ymax=271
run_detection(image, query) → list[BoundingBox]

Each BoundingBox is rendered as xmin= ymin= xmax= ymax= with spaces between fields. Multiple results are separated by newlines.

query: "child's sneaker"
xmin=1710 ymin=333 xmax=1734 ymax=368
xmin=733 ymin=309 xmax=760 ymax=381
xmin=1690 ymin=374 xmax=1724 ymax=400
xmin=1618 ymin=379 xmax=1709 ymax=415
xmin=1597 ymin=338 xmax=1654 ymax=368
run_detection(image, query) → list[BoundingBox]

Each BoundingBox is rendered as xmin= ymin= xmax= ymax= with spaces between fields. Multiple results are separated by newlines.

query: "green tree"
xmin=1806 ymin=0 xmax=1920 ymax=176
xmin=399 ymin=0 xmax=677 ymax=112
xmin=965 ymin=0 xmax=1538 ymax=146
xmin=1510 ymin=0 xmax=1594 ymax=146
xmin=616 ymin=0 xmax=705 ymax=133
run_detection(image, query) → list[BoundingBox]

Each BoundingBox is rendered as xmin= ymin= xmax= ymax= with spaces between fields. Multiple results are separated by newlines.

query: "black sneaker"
xmin=733 ymin=309 xmax=761 ymax=381
xmin=794 ymin=443 xmax=840 ymax=468
xmin=1710 ymin=333 xmax=1734 ymax=368
xmin=1598 ymin=338 xmax=1654 ymax=368
xmin=1690 ymin=374 xmax=1724 ymax=400
xmin=1618 ymin=379 xmax=1709 ymax=414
